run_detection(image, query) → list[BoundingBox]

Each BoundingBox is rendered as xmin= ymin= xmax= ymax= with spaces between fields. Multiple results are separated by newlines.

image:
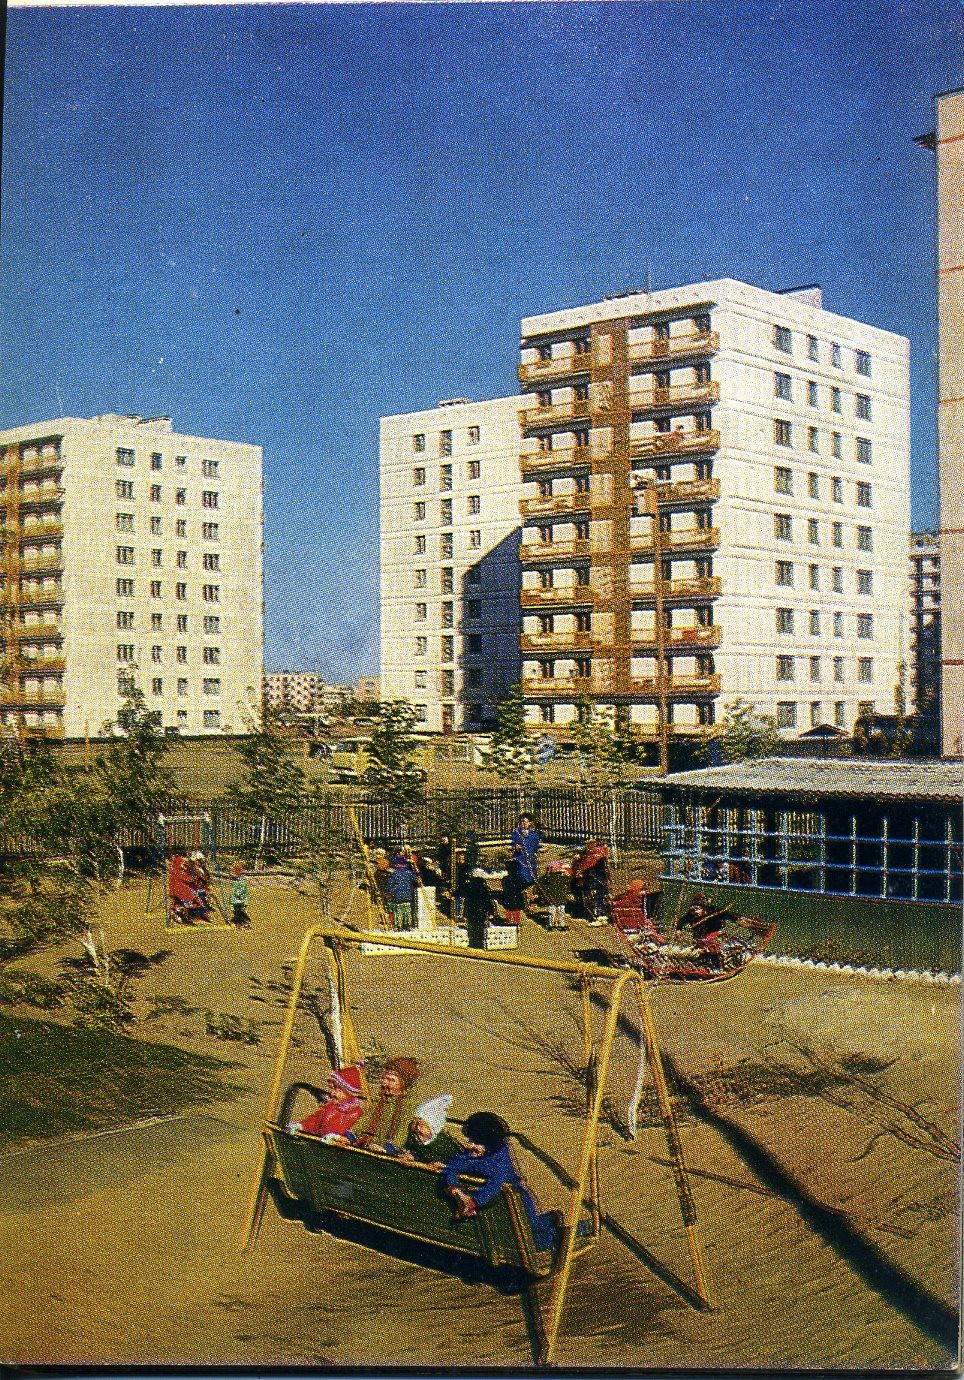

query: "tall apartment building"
xmin=517 ymin=279 xmax=910 ymax=738
xmin=380 ymin=397 xmax=523 ymax=732
xmin=909 ymin=531 xmax=941 ymax=715
xmin=918 ymin=90 xmax=964 ymax=758
xmin=264 ymin=670 xmax=324 ymax=714
xmin=0 ymin=414 xmax=263 ymax=738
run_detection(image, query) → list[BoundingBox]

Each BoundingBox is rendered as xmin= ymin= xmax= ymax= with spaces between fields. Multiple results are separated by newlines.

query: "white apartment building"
xmin=517 ymin=279 xmax=910 ymax=737
xmin=0 ymin=413 xmax=263 ymax=738
xmin=264 ymin=670 xmax=325 ymax=714
xmin=909 ymin=531 xmax=941 ymax=715
xmin=380 ymin=397 xmax=523 ymax=732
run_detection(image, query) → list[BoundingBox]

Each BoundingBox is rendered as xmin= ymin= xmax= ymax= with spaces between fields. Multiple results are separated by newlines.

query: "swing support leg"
xmin=541 ymin=969 xmax=633 ymax=1366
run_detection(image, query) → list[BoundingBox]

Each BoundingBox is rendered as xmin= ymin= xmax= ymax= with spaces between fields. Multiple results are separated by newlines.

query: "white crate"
xmin=485 ymin=925 xmax=519 ymax=950
xmin=360 ymin=927 xmax=470 ymax=955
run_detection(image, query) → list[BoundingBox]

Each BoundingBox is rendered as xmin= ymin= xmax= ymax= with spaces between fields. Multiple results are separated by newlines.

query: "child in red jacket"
xmin=289 ymin=1065 xmax=365 ymax=1139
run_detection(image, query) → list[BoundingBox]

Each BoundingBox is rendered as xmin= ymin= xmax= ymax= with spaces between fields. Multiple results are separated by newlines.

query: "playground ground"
xmin=0 ymin=873 xmax=959 ymax=1370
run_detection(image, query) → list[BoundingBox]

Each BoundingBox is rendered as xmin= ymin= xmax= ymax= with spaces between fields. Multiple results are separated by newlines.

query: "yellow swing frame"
xmin=239 ymin=922 xmax=714 ymax=1366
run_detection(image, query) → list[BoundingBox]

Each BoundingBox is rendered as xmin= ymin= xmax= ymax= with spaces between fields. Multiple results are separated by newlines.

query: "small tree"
xmin=230 ymin=707 xmax=309 ymax=866
xmin=96 ymin=685 xmax=177 ymax=874
xmin=362 ymin=700 xmax=425 ymax=817
xmin=571 ymin=700 xmax=637 ymax=786
xmin=479 ymin=684 xmax=534 ymax=780
xmin=890 ymin=661 xmax=914 ymax=759
xmin=697 ymin=698 xmax=779 ymax=765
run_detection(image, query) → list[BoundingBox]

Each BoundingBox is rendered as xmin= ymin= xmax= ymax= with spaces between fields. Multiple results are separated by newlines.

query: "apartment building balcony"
xmin=17 ymin=458 xmax=63 ymax=482
xmin=634 ymin=477 xmax=721 ymax=510
xmin=19 ymin=483 xmax=64 ymax=505
xmin=4 ymin=687 xmax=66 ymax=708
xmin=629 ymin=526 xmax=720 ymax=555
xmin=522 ymin=675 xmax=600 ymax=697
xmin=20 ymin=554 xmax=63 ymax=575
xmin=629 ymin=576 xmax=722 ymax=604
xmin=630 ymin=429 xmax=720 ymax=461
xmin=520 ymin=448 xmax=591 ymax=478
xmin=520 ymin=585 xmax=597 ymax=609
xmin=628 ymin=331 xmax=719 ymax=368
xmin=520 ymin=491 xmax=592 ymax=519
xmin=14 ymin=654 xmax=67 ymax=673
xmin=520 ymin=630 xmax=595 ymax=653
xmin=519 ymin=537 xmax=592 ymax=564
xmin=518 ymin=350 xmax=593 ymax=386
xmin=19 ymin=518 xmax=64 ymax=540
xmin=629 ymin=673 xmax=722 ymax=698
xmin=629 ymin=380 xmax=720 ymax=417
xmin=16 ymin=587 xmax=64 ymax=608
xmin=630 ymin=626 xmax=722 ymax=652
xmin=521 ymin=398 xmax=594 ymax=432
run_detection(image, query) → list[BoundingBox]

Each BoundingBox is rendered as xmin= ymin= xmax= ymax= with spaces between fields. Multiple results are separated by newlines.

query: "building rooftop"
xmin=656 ymin=759 xmax=964 ymax=803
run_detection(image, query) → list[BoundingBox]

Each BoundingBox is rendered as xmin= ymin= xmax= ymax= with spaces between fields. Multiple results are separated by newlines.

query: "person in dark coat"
xmin=501 ymin=858 xmax=528 ymax=925
xmin=441 ymin=1112 xmax=559 ymax=1251
xmin=462 ymin=868 xmax=496 ymax=949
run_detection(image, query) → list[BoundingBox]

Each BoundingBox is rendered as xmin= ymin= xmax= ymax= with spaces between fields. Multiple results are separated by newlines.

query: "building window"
xmin=831 ymin=432 xmax=842 ymax=459
xmin=440 ymin=670 xmax=455 ymax=696
xmin=809 ymin=564 xmax=820 ymax=591
xmin=151 ymin=516 xmax=162 ymax=535
xmin=831 ymin=342 xmax=842 ymax=368
xmin=202 ymin=459 xmax=219 ymax=478
xmin=440 ymin=499 xmax=453 ymax=524
xmin=201 ymin=616 xmax=217 ymax=633
xmin=176 ymin=583 xmax=188 ymax=601
xmin=176 ymin=519 xmax=187 ymax=537
xmin=466 ymin=599 xmax=482 ymax=619
xmin=468 ymin=459 xmax=481 ymax=480
xmin=856 ymin=437 xmax=872 ymax=464
xmin=830 ymin=386 xmax=842 ymax=413
xmin=831 ymin=521 xmax=843 ymax=547
xmin=832 ymin=567 xmax=843 ymax=593
xmin=415 ymin=603 xmax=427 ymax=621
xmin=150 ymin=484 xmax=162 ymax=503
xmin=151 ymin=645 xmax=163 ymax=664
xmin=858 ymin=657 xmax=873 ymax=682
xmin=202 ymin=491 xmax=219 ymax=509
xmin=414 ymin=534 xmax=426 ymax=555
xmin=175 ymin=678 xmax=188 ymax=698
xmin=808 ymin=518 xmax=819 ymax=545
xmin=776 ymin=655 xmax=795 ymax=681
xmin=776 ymin=701 xmax=797 ymax=728
xmin=440 ymin=464 xmax=453 ymax=491
xmin=116 ymin=513 xmax=134 ymax=532
xmin=203 ymin=710 xmax=221 ymax=728
xmin=468 ymin=567 xmax=482 ymax=585
xmin=832 ymin=476 xmax=843 ymax=502
xmin=414 ymin=502 xmax=426 ymax=521
xmin=175 ymin=488 xmax=186 ymax=505
xmin=116 ymin=448 xmax=135 ymax=467
xmin=807 ymin=381 xmax=818 ymax=407
xmin=775 ymin=560 xmax=794 ymax=587
xmin=441 ymin=603 xmax=454 ymax=628
xmin=807 ymin=335 xmax=819 ymax=361
xmin=175 ymin=455 xmax=186 ymax=470
xmin=413 ymin=467 xmax=425 ymax=486
xmin=439 ymin=430 xmax=453 ymax=457
xmin=834 ymin=701 xmax=846 ymax=726
xmin=856 ymin=394 xmax=872 ymax=421
xmin=202 ymin=522 xmax=218 ymax=540
xmin=414 ymin=569 xmax=427 ymax=589
xmin=774 ymin=466 xmax=793 ymax=495
xmin=806 ymin=473 xmax=819 ymax=501
xmin=856 ymin=526 xmax=873 ymax=551
xmin=809 ymin=610 xmax=820 ymax=635
xmin=855 ymin=350 xmax=872 ymax=377
xmin=152 ymin=549 xmax=163 ymax=567
xmin=809 ymin=656 xmax=821 ymax=682
xmin=151 ymin=580 xmax=162 ymax=598
xmin=774 ymin=513 xmax=793 ymax=541
xmin=150 ymin=453 xmax=163 ymax=471
xmin=833 ymin=611 xmax=843 ymax=636
xmin=117 ymin=611 xmax=135 ymax=629
xmin=151 ymin=678 xmax=163 ymax=696
xmin=116 ymin=480 xmax=134 ymax=499
xmin=415 ymin=637 xmax=427 ymax=655
xmin=414 ymin=670 xmax=427 ymax=689
xmin=203 ymin=678 xmax=221 ymax=695
xmin=833 ymin=656 xmax=844 ymax=682
xmin=202 ymin=552 xmax=219 ymax=571
xmin=810 ymin=701 xmax=822 ymax=728
xmin=467 ymin=495 xmax=481 ymax=515
xmin=774 ymin=372 xmax=792 ymax=401
xmin=176 ymin=645 xmax=188 ymax=663
xmin=413 ymin=433 xmax=426 ymax=453
xmin=116 ymin=546 xmax=135 ymax=565
xmin=776 ymin=608 xmax=794 ymax=634
xmin=857 ymin=569 xmax=873 ymax=595
xmin=152 ymin=613 xmax=163 ymax=630
xmin=774 ymin=420 xmax=793 ymax=447
xmin=856 ymin=481 xmax=872 ymax=508
xmin=575 ymin=520 xmax=590 ymax=541
xmin=441 ymin=635 xmax=454 ymax=662
xmin=468 ymin=426 xmax=480 ymax=446
xmin=857 ymin=613 xmax=874 ymax=639
xmin=469 ymin=529 xmax=481 ymax=549
xmin=441 ymin=568 xmax=454 ymax=594
xmin=203 ymin=647 xmax=220 ymax=665
xmin=574 ymin=428 xmax=589 ymax=449
xmin=116 ymin=644 xmax=135 ymax=663
xmin=806 ymin=427 xmax=819 ymax=454
xmin=773 ymin=325 xmax=792 ymax=354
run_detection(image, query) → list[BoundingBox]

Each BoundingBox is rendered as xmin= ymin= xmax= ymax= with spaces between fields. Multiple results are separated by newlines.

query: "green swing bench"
xmin=264 ymin=1121 xmax=555 ymax=1278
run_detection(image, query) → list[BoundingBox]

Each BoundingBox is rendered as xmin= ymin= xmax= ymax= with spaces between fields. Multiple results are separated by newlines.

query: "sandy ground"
xmin=0 ymin=874 xmax=959 ymax=1370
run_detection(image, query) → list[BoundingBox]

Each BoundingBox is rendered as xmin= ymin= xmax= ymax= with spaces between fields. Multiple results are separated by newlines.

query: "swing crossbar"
xmin=239 ymin=923 xmax=714 ymax=1366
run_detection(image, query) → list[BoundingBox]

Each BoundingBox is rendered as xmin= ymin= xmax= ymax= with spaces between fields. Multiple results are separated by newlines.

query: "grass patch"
xmin=0 ymin=1013 xmax=243 ymax=1149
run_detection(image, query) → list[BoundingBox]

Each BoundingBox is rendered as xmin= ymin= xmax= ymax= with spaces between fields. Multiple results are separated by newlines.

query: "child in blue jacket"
xmin=441 ymin=1111 xmax=558 ymax=1251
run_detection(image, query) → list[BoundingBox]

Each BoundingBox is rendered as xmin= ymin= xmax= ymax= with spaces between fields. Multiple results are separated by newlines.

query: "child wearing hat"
xmin=395 ymin=1093 xmax=461 ymax=1169
xmin=289 ymin=1065 xmax=365 ymax=1139
xmin=330 ymin=1055 xmax=421 ymax=1155
xmin=229 ymin=862 xmax=251 ymax=928
xmin=441 ymin=1111 xmax=559 ymax=1250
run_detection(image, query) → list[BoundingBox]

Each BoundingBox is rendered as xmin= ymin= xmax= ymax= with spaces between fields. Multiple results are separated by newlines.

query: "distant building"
xmin=909 ymin=532 xmax=940 ymax=715
xmin=354 ymin=676 xmax=380 ymax=703
xmin=264 ymin=671 xmax=325 ymax=714
xmin=0 ymin=413 xmax=263 ymax=738
xmin=380 ymin=397 xmax=524 ymax=733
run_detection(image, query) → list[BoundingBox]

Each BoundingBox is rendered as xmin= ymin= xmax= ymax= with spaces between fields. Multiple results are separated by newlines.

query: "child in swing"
xmin=288 ymin=1065 xmax=365 ymax=1139
xmin=441 ymin=1111 xmax=560 ymax=1250
xmin=394 ymin=1094 xmax=461 ymax=1169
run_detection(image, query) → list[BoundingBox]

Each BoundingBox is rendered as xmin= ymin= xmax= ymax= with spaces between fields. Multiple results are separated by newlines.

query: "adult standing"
xmin=387 ymin=849 xmax=420 ymax=931
xmin=510 ymin=814 xmax=541 ymax=891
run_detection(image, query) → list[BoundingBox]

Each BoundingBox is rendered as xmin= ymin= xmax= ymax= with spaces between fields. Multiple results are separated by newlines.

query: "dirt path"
xmin=1 ymin=877 xmax=958 ymax=1368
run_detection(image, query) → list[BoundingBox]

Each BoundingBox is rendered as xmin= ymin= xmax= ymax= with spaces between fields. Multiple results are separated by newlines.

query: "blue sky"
xmin=2 ymin=1 xmax=961 ymax=679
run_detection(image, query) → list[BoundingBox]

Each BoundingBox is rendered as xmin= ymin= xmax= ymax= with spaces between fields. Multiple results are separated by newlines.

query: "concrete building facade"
xmin=264 ymin=671 xmax=325 ymax=714
xmin=909 ymin=531 xmax=941 ymax=715
xmin=0 ymin=414 xmax=263 ymax=738
xmin=517 ymin=279 xmax=910 ymax=738
xmin=380 ymin=397 xmax=523 ymax=732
